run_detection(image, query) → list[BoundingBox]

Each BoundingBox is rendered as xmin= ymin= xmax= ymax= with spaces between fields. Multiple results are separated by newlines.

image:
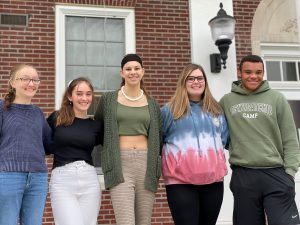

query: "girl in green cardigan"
xmin=95 ymin=53 xmax=162 ymax=225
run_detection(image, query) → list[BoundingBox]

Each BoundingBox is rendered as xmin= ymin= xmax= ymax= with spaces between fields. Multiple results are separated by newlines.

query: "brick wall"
xmin=0 ymin=0 xmax=190 ymax=224
xmin=233 ymin=0 xmax=261 ymax=66
xmin=0 ymin=0 xmax=55 ymax=114
xmin=135 ymin=0 xmax=191 ymax=103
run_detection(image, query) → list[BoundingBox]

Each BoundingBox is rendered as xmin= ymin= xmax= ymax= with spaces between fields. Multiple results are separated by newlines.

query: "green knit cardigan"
xmin=94 ymin=90 xmax=162 ymax=193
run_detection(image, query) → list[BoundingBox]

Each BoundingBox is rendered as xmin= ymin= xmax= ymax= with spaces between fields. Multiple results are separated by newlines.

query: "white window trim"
xmin=261 ymin=42 xmax=300 ymax=99
xmin=55 ymin=5 xmax=135 ymax=109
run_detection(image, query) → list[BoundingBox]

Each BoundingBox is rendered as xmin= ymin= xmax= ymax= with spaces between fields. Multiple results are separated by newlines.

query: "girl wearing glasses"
xmin=161 ymin=63 xmax=229 ymax=225
xmin=47 ymin=77 xmax=103 ymax=225
xmin=0 ymin=64 xmax=52 ymax=225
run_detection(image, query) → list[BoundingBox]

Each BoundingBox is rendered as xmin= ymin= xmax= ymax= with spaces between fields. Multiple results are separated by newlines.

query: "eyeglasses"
xmin=186 ymin=76 xmax=205 ymax=83
xmin=16 ymin=77 xmax=41 ymax=85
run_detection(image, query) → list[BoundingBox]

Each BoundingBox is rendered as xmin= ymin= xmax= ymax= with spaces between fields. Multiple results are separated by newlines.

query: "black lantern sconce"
xmin=208 ymin=3 xmax=236 ymax=73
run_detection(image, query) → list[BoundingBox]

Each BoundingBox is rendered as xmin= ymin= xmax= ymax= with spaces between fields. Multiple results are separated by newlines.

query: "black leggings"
xmin=166 ymin=182 xmax=224 ymax=225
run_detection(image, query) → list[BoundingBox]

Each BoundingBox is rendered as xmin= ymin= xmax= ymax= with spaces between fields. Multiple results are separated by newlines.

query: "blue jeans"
xmin=0 ymin=172 xmax=48 ymax=225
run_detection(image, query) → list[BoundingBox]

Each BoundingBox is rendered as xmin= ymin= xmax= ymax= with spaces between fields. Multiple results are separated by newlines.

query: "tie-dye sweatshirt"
xmin=161 ymin=102 xmax=229 ymax=185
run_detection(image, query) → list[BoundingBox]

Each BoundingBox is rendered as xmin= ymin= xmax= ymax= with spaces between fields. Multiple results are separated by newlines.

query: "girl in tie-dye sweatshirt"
xmin=161 ymin=63 xmax=229 ymax=225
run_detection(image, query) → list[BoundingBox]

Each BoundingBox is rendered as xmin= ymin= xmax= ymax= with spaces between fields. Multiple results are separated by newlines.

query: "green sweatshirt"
xmin=220 ymin=80 xmax=300 ymax=177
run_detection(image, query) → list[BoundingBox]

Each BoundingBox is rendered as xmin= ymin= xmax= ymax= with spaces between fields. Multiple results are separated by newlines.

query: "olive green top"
xmin=117 ymin=103 xmax=150 ymax=136
xmin=94 ymin=90 xmax=163 ymax=192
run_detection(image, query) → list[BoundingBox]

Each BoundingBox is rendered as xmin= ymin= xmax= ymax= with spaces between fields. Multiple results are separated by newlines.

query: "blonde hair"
xmin=4 ymin=64 xmax=37 ymax=109
xmin=169 ymin=63 xmax=223 ymax=119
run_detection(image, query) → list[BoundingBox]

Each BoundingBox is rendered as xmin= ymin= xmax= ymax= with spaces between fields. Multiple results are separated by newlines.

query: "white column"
xmin=189 ymin=0 xmax=237 ymax=101
xmin=296 ymin=0 xmax=300 ymax=45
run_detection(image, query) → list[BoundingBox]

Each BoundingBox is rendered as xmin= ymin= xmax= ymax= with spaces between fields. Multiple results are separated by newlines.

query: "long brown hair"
xmin=56 ymin=77 xmax=94 ymax=126
xmin=4 ymin=64 xmax=37 ymax=110
xmin=169 ymin=63 xmax=222 ymax=119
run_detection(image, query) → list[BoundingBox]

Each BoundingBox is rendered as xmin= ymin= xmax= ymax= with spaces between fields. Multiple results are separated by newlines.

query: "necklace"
xmin=121 ymin=86 xmax=144 ymax=101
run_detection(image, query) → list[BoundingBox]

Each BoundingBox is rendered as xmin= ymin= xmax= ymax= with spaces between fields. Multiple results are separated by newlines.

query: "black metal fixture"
xmin=208 ymin=3 xmax=236 ymax=73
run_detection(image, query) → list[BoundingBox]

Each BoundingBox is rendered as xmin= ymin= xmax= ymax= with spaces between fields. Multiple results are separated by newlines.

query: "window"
xmin=55 ymin=5 xmax=135 ymax=109
xmin=265 ymin=60 xmax=300 ymax=81
xmin=261 ymin=43 xmax=300 ymax=92
xmin=65 ymin=16 xmax=125 ymax=92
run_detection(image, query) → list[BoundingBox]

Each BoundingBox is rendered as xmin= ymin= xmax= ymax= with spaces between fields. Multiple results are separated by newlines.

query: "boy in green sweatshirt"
xmin=220 ymin=55 xmax=300 ymax=225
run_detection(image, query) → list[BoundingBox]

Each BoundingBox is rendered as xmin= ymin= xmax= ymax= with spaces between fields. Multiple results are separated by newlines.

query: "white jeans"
xmin=50 ymin=161 xmax=101 ymax=225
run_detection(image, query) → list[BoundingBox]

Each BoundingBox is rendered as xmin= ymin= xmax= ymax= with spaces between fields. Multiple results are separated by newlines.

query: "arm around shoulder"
xmin=94 ymin=94 xmax=106 ymax=121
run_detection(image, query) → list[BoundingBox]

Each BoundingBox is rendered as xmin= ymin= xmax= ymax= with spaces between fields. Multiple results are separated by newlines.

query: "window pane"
xmin=65 ymin=66 xmax=87 ymax=86
xmin=86 ymin=66 xmax=105 ymax=90
xmin=66 ymin=66 xmax=113 ymax=91
xmin=66 ymin=41 xmax=85 ymax=65
xmin=106 ymin=18 xmax=124 ymax=42
xmin=66 ymin=17 xmax=85 ymax=40
xmin=87 ymin=42 xmax=105 ymax=65
xmin=266 ymin=61 xmax=281 ymax=81
xmin=282 ymin=62 xmax=297 ymax=81
xmin=86 ymin=17 xmax=105 ymax=41
xmin=105 ymin=43 xmax=124 ymax=66
xmin=65 ymin=16 xmax=125 ymax=92
xmin=105 ymin=67 xmax=122 ymax=90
